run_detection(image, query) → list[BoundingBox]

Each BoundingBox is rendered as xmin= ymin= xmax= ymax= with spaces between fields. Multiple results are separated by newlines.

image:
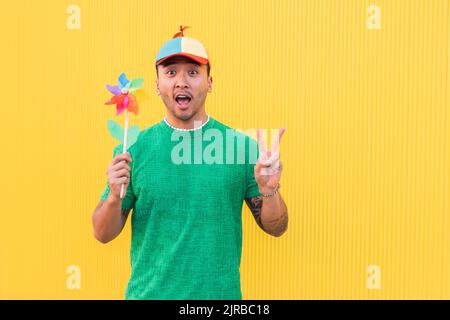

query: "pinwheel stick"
xmin=120 ymin=110 xmax=129 ymax=199
xmin=105 ymin=73 xmax=143 ymax=198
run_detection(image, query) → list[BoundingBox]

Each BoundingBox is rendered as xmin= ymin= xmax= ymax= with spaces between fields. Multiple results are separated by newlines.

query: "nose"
xmin=175 ymin=71 xmax=190 ymax=89
xmin=175 ymin=82 xmax=188 ymax=88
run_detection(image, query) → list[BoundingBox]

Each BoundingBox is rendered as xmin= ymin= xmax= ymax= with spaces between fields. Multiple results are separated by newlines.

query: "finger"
xmin=268 ymin=150 xmax=279 ymax=163
xmin=114 ymin=177 xmax=129 ymax=185
xmin=279 ymin=127 xmax=286 ymax=140
xmin=256 ymin=158 xmax=272 ymax=167
xmin=260 ymin=158 xmax=282 ymax=176
xmin=257 ymin=129 xmax=267 ymax=154
xmin=272 ymin=159 xmax=281 ymax=172
xmin=121 ymin=153 xmax=132 ymax=163
xmin=257 ymin=150 xmax=269 ymax=162
xmin=258 ymin=150 xmax=279 ymax=166
xmin=271 ymin=128 xmax=285 ymax=152
xmin=108 ymin=164 xmax=127 ymax=176
xmin=111 ymin=168 xmax=130 ymax=179
xmin=111 ymin=162 xmax=131 ymax=172
xmin=110 ymin=157 xmax=131 ymax=170
xmin=254 ymin=161 xmax=262 ymax=173
xmin=112 ymin=153 xmax=132 ymax=165
xmin=117 ymin=168 xmax=131 ymax=178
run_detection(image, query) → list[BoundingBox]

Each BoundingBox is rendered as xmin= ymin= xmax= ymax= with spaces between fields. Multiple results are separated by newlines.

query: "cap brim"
xmin=156 ymin=53 xmax=209 ymax=65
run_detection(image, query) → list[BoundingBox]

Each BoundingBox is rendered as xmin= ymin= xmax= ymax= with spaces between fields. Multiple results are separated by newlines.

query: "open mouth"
xmin=174 ymin=94 xmax=192 ymax=109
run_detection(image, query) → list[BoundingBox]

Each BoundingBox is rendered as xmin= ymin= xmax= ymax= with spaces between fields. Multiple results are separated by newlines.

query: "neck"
xmin=165 ymin=110 xmax=209 ymax=130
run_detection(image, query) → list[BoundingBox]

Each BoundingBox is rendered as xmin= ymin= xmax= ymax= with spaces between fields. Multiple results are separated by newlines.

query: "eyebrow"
xmin=163 ymin=62 xmax=200 ymax=68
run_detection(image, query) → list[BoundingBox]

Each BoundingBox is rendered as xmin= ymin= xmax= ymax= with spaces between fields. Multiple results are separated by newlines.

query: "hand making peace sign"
xmin=255 ymin=128 xmax=286 ymax=195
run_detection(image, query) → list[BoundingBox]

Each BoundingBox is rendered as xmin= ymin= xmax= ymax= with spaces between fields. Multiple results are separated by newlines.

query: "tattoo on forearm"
xmin=245 ymin=196 xmax=288 ymax=236
xmin=273 ymin=212 xmax=288 ymax=236
xmin=245 ymin=196 xmax=264 ymax=230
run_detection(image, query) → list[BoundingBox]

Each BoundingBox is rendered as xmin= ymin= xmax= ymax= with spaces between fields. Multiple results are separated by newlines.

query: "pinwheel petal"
xmin=127 ymin=94 xmax=139 ymax=115
xmin=116 ymin=103 xmax=126 ymax=115
xmin=118 ymin=73 xmax=129 ymax=88
xmin=134 ymin=89 xmax=150 ymax=102
xmin=128 ymin=93 xmax=136 ymax=102
xmin=123 ymin=96 xmax=130 ymax=108
xmin=126 ymin=99 xmax=139 ymax=115
xmin=105 ymin=95 xmax=123 ymax=105
xmin=128 ymin=93 xmax=137 ymax=104
xmin=129 ymin=78 xmax=144 ymax=90
xmin=106 ymin=85 xmax=121 ymax=95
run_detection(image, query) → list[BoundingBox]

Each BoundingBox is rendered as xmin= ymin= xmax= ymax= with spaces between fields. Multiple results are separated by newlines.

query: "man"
xmin=92 ymin=26 xmax=288 ymax=300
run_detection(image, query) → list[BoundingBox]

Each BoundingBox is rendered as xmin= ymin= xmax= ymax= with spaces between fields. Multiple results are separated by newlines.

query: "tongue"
xmin=177 ymin=98 xmax=190 ymax=106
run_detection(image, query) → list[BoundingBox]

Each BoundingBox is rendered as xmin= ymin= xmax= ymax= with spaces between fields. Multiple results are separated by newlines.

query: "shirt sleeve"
xmin=244 ymin=136 xmax=261 ymax=199
xmin=100 ymin=144 xmax=136 ymax=210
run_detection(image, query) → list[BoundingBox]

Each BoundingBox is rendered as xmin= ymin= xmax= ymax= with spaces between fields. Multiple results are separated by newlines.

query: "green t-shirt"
xmin=100 ymin=116 xmax=261 ymax=300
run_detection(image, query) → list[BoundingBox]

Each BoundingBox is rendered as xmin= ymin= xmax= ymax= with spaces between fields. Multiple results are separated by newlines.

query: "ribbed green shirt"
xmin=100 ymin=116 xmax=260 ymax=299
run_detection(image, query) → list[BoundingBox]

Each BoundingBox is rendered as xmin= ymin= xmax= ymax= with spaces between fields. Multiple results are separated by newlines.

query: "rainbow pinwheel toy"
xmin=105 ymin=73 xmax=143 ymax=115
xmin=105 ymin=73 xmax=144 ymax=198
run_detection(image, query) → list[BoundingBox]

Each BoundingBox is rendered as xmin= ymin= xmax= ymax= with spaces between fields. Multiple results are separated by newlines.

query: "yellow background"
xmin=0 ymin=0 xmax=449 ymax=299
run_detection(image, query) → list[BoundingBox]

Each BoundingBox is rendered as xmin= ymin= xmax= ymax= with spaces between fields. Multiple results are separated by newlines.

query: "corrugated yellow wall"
xmin=0 ymin=0 xmax=448 ymax=299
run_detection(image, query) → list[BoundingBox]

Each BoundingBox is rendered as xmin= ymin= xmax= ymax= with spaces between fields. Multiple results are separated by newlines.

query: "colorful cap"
xmin=156 ymin=25 xmax=209 ymax=66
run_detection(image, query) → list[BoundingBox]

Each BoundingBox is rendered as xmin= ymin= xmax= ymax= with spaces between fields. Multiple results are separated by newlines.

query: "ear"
xmin=207 ymin=76 xmax=213 ymax=93
xmin=155 ymin=78 xmax=160 ymax=95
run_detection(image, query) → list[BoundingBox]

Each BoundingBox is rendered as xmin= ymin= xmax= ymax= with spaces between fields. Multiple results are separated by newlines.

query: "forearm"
xmin=260 ymin=191 xmax=288 ymax=237
xmin=92 ymin=194 xmax=127 ymax=243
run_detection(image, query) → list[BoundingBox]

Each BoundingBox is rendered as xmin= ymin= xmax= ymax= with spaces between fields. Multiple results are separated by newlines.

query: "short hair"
xmin=155 ymin=57 xmax=211 ymax=76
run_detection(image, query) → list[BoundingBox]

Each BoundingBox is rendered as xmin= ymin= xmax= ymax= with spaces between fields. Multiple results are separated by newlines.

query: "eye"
xmin=189 ymin=70 xmax=199 ymax=76
xmin=166 ymin=70 xmax=176 ymax=76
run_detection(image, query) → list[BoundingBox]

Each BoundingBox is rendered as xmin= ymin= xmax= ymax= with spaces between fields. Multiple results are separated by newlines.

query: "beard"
xmin=172 ymin=104 xmax=196 ymax=120
xmin=167 ymin=95 xmax=207 ymax=122
xmin=176 ymin=111 xmax=194 ymax=121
